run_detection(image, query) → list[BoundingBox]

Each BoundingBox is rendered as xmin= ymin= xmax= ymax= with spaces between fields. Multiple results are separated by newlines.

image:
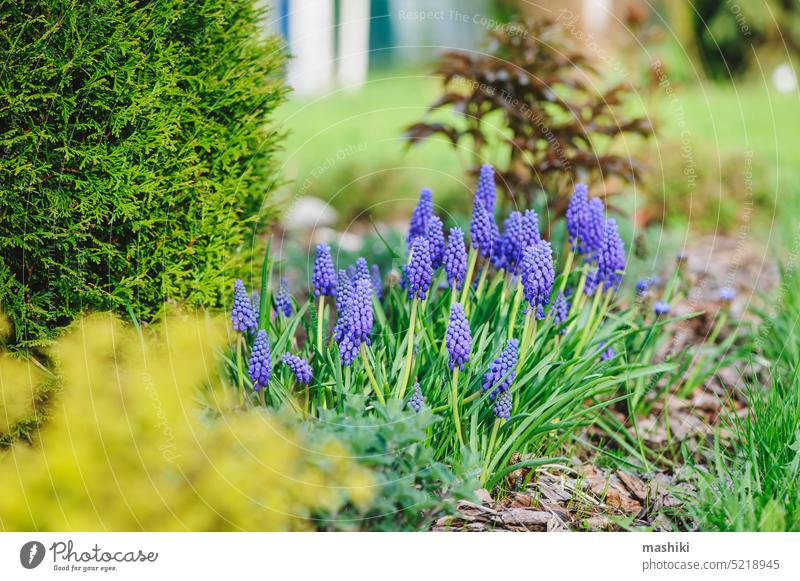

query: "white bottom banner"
xmin=1 ymin=532 xmax=797 ymax=580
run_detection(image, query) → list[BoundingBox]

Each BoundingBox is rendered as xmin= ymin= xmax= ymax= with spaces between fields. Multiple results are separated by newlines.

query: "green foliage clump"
xmin=310 ymin=397 xmax=479 ymax=532
xmin=0 ymin=0 xmax=287 ymax=344
xmin=688 ymin=267 xmax=800 ymax=531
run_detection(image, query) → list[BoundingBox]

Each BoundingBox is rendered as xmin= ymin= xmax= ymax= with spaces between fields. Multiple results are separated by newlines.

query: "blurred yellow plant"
xmin=0 ymin=313 xmax=373 ymax=531
xmin=0 ymin=351 xmax=44 ymax=435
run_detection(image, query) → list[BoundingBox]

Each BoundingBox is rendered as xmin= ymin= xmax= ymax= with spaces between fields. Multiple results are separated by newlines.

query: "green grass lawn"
xmin=276 ymin=70 xmax=799 ymax=247
xmin=276 ymin=73 xmax=466 ymax=224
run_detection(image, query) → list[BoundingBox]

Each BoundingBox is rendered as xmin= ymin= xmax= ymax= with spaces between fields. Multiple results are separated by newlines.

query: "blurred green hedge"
xmin=0 ymin=0 xmax=287 ymax=344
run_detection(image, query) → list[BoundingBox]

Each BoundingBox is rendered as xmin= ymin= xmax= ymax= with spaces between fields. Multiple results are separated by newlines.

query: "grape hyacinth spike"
xmin=232 ymin=279 xmax=257 ymax=333
xmin=312 ymin=244 xmax=337 ymax=298
xmin=248 ymin=330 xmax=271 ymax=391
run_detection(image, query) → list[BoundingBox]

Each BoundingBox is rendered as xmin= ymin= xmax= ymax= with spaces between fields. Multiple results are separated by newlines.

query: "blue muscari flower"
xmin=406 ymin=236 xmax=434 ymax=300
xmin=470 ymin=198 xmax=496 ymax=258
xmin=353 ymin=257 xmax=370 ymax=283
xmin=520 ymin=209 xmax=541 ymax=250
xmin=408 ymin=187 xmax=433 ymax=246
xmin=493 ymin=390 xmax=512 ymax=420
xmin=282 ymin=353 xmax=313 ymax=385
xmin=520 ymin=241 xmax=555 ymax=310
xmin=566 ymin=184 xmax=589 ymax=253
xmin=584 ymin=198 xmax=605 ymax=257
xmin=500 ymin=211 xmax=523 ymax=272
xmin=475 ymin=163 xmax=497 ymax=214
xmin=427 ymin=215 xmax=445 ymax=270
xmin=600 ymin=346 xmax=616 ymax=361
xmin=635 ymin=278 xmax=651 ymax=296
xmin=596 ymin=219 xmax=626 ymax=291
xmin=720 ymin=286 xmax=736 ymax=302
xmin=232 ymin=279 xmax=257 ymax=332
xmin=273 ymin=277 xmax=293 ymax=317
xmin=566 ymin=185 xmax=604 ymax=257
xmin=248 ymin=329 xmax=271 ymax=391
xmin=446 ymin=303 xmax=472 ymax=371
xmin=408 ymin=382 xmax=425 ymax=412
xmin=370 ymin=264 xmax=383 ymax=300
xmin=491 ymin=221 xmax=505 ymax=269
xmin=482 ymin=338 xmax=519 ymax=400
xmin=337 ymin=278 xmax=374 ymax=366
xmin=552 ymin=292 xmax=569 ymax=329
xmin=312 ymin=244 xmax=337 ymax=298
xmin=333 ymin=269 xmax=353 ymax=343
xmin=654 ymin=300 xmax=670 ymax=316
xmin=444 ymin=227 xmax=467 ymax=290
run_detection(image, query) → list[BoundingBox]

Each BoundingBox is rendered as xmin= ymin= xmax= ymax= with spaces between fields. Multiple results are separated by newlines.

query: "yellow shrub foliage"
xmin=0 ymin=313 xmax=373 ymax=531
xmin=0 ymin=351 xmax=44 ymax=435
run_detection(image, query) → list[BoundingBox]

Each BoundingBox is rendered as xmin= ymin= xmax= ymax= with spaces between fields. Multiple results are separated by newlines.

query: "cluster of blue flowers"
xmin=248 ymin=330 xmax=271 ymax=391
xmin=406 ymin=237 xmax=435 ymax=301
xmin=274 ymin=277 xmax=293 ymax=317
xmin=312 ymin=243 xmax=337 ymax=298
xmin=407 ymin=187 xmax=433 ymax=245
xmin=566 ymin=184 xmax=604 ymax=257
xmin=552 ymin=292 xmax=569 ymax=329
xmin=654 ymin=300 xmax=671 ymax=316
xmin=521 ymin=241 xmax=555 ymax=316
xmin=232 ymin=280 xmax=258 ymax=333
xmin=493 ymin=390 xmax=513 ymax=419
xmin=565 ymin=184 xmax=628 ymax=297
xmin=482 ymin=339 xmax=519 ymax=400
xmin=337 ymin=278 xmax=374 ymax=366
xmin=408 ymin=382 xmax=425 ymax=412
xmin=443 ymin=227 xmax=467 ymax=290
xmin=229 ymin=164 xmax=645 ymax=424
xmin=282 ymin=353 xmax=313 ymax=385
xmin=600 ymin=345 xmax=616 ymax=362
xmin=446 ymin=303 xmax=472 ymax=371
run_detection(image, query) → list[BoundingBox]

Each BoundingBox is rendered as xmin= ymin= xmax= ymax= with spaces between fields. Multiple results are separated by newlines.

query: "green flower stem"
xmin=360 ymin=344 xmax=385 ymax=404
xmin=316 ymin=296 xmax=325 ymax=354
xmin=431 ymin=390 xmax=480 ymax=414
xmin=417 ymin=297 xmax=427 ymax=333
xmin=574 ymin=286 xmax=603 ymax=358
xmin=398 ymin=298 xmax=419 ymax=399
xmin=519 ymin=314 xmax=538 ymax=372
xmin=258 ymin=388 xmax=266 ymax=408
xmin=519 ymin=309 xmax=533 ymax=357
xmin=451 ymin=367 xmax=464 ymax=446
xmin=588 ymin=288 xmax=615 ymax=339
xmin=459 ymin=248 xmax=478 ymax=305
xmin=236 ymin=335 xmax=246 ymax=407
xmin=559 ymin=249 xmax=575 ymax=294
xmin=507 ymin=284 xmax=524 ymax=340
xmin=462 ymin=391 xmax=481 ymax=405
xmin=474 ymin=263 xmax=489 ymax=301
xmin=481 ymin=418 xmax=503 ymax=484
xmin=297 ymin=380 xmax=309 ymax=419
xmin=465 ymin=256 xmax=488 ymax=318
xmin=450 ymin=283 xmax=458 ymax=307
xmin=570 ymin=267 xmax=588 ymax=317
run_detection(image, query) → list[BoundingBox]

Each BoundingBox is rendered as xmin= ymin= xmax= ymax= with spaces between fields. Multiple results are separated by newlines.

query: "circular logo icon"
xmin=20 ymin=541 xmax=46 ymax=569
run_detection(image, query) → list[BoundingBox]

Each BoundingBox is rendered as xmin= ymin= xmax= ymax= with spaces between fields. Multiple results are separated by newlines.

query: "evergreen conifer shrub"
xmin=0 ymin=0 xmax=287 ymax=344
